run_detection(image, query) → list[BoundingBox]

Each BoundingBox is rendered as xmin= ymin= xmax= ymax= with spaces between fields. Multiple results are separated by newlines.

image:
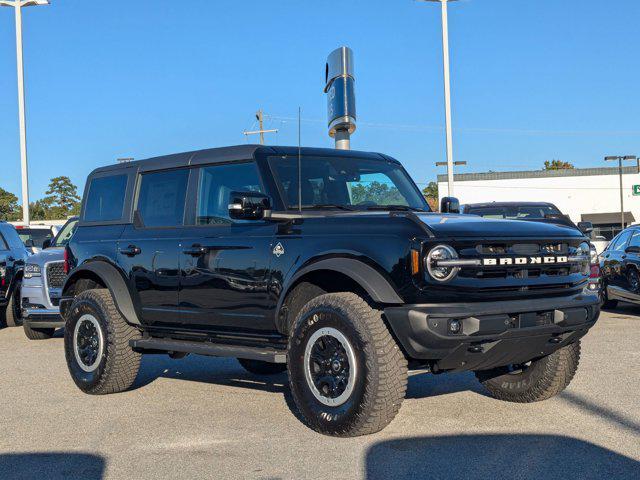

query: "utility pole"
xmin=0 ymin=0 xmax=50 ymax=225
xmin=243 ymin=110 xmax=278 ymax=145
xmin=605 ymin=155 xmax=637 ymax=231
xmin=420 ymin=0 xmax=458 ymax=197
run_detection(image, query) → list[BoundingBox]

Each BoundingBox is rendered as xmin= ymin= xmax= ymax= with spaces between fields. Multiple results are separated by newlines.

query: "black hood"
xmin=415 ymin=213 xmax=583 ymax=239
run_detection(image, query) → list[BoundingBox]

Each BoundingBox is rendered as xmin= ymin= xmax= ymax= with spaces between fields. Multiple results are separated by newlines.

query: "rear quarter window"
xmin=84 ymin=174 xmax=128 ymax=222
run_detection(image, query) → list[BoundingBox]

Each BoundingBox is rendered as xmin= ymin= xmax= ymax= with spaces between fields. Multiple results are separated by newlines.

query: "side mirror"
xmin=42 ymin=238 xmax=52 ymax=249
xmin=440 ymin=196 xmax=460 ymax=214
xmin=25 ymin=238 xmax=35 ymax=248
xmin=228 ymin=191 xmax=271 ymax=221
xmin=577 ymin=221 xmax=593 ymax=235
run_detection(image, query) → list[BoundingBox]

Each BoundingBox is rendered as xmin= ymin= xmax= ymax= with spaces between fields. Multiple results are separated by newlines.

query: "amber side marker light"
xmin=411 ymin=249 xmax=420 ymax=275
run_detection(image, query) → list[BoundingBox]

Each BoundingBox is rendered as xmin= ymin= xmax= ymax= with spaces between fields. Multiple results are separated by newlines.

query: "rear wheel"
xmin=237 ymin=358 xmax=287 ymax=376
xmin=23 ymin=324 xmax=55 ymax=340
xmin=64 ymin=289 xmax=141 ymax=394
xmin=288 ymin=292 xmax=408 ymax=437
xmin=475 ymin=341 xmax=581 ymax=403
xmin=5 ymin=281 xmax=23 ymax=327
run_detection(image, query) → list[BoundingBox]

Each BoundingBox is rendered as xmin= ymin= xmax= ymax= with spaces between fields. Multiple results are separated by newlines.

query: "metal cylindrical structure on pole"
xmin=15 ymin=3 xmax=30 ymax=224
xmin=440 ymin=0 xmax=455 ymax=197
xmin=325 ymin=47 xmax=356 ymax=150
xmin=618 ymin=159 xmax=625 ymax=230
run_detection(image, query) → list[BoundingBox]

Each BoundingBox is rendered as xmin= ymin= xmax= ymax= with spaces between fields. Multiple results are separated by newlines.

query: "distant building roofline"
xmin=437 ymin=165 xmax=640 ymax=183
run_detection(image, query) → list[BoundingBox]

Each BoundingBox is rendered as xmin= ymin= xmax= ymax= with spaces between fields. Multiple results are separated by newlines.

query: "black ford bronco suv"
xmin=1 ymin=221 xmax=29 ymax=328
xmin=60 ymin=145 xmax=599 ymax=437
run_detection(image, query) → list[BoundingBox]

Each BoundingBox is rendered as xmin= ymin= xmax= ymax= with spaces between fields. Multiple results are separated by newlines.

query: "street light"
xmin=0 ymin=0 xmax=50 ymax=225
xmin=419 ymin=0 xmax=458 ymax=197
xmin=605 ymin=155 xmax=638 ymax=231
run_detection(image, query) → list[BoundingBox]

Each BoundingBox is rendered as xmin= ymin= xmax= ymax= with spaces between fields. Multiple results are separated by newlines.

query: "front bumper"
xmin=384 ymin=292 xmax=600 ymax=372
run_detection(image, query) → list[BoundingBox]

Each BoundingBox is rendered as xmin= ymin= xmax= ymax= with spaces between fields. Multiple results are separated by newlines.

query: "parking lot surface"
xmin=1 ymin=308 xmax=639 ymax=480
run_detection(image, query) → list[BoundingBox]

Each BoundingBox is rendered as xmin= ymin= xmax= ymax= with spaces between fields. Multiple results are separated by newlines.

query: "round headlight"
xmin=425 ymin=245 xmax=459 ymax=282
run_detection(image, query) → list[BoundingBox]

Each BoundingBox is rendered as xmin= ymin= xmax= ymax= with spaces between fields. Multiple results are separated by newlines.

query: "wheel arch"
xmin=61 ymin=261 xmax=140 ymax=325
xmin=275 ymin=256 xmax=403 ymax=333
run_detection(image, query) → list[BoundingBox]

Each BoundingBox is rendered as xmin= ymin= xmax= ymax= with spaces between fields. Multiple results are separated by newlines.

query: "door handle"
xmin=183 ymin=245 xmax=208 ymax=257
xmin=119 ymin=245 xmax=141 ymax=257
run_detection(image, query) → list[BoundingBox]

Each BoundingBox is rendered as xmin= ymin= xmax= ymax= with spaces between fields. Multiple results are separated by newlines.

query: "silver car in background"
xmin=21 ymin=217 xmax=78 ymax=340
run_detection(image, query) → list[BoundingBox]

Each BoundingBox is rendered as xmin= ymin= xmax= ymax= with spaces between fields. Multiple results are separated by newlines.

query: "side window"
xmin=136 ymin=169 xmax=189 ymax=227
xmin=611 ymin=230 xmax=632 ymax=252
xmin=196 ymin=162 xmax=263 ymax=225
xmin=84 ymin=174 xmax=128 ymax=222
xmin=627 ymin=230 xmax=640 ymax=249
xmin=0 ymin=232 xmax=8 ymax=251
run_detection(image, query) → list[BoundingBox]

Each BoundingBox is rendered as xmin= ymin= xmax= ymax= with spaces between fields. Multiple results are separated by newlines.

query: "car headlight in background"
xmin=425 ymin=245 xmax=460 ymax=282
xmin=24 ymin=264 xmax=42 ymax=278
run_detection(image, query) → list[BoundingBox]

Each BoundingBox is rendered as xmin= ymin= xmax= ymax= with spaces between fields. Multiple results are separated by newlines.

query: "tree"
xmin=422 ymin=182 xmax=439 ymax=212
xmin=351 ymin=181 xmax=405 ymax=206
xmin=44 ymin=176 xmax=81 ymax=219
xmin=544 ymin=159 xmax=574 ymax=170
xmin=0 ymin=187 xmax=20 ymax=221
xmin=422 ymin=182 xmax=438 ymax=200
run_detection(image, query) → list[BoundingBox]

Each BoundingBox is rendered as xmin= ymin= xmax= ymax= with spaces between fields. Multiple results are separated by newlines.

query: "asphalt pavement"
xmin=1 ymin=308 xmax=639 ymax=480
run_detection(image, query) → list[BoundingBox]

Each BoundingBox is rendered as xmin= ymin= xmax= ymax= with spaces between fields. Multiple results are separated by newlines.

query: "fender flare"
xmin=62 ymin=261 xmax=141 ymax=326
xmin=276 ymin=257 xmax=404 ymax=315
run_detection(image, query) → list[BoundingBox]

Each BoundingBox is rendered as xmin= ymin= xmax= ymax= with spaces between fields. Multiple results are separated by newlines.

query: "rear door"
xmin=179 ymin=161 xmax=277 ymax=332
xmin=620 ymin=229 xmax=640 ymax=294
xmin=117 ymin=168 xmax=190 ymax=327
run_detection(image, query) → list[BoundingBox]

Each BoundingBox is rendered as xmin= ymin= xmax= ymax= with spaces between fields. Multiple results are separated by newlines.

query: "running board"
xmin=130 ymin=338 xmax=287 ymax=363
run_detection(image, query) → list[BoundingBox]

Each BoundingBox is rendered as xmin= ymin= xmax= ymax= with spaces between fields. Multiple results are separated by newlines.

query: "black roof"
xmin=463 ymin=202 xmax=558 ymax=208
xmin=90 ymin=145 xmax=392 ymax=175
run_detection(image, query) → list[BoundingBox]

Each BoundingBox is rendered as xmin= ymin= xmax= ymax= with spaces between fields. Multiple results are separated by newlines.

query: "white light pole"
xmin=0 ymin=0 xmax=49 ymax=225
xmin=420 ymin=0 xmax=457 ymax=197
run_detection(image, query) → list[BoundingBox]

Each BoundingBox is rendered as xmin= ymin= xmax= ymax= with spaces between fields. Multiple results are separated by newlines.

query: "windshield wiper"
xmin=303 ymin=204 xmax=357 ymax=211
xmin=363 ymin=205 xmax=426 ymax=212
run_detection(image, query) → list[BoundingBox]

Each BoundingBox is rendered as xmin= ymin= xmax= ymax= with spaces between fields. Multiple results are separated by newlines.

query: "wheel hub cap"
xmin=303 ymin=325 xmax=357 ymax=407
xmin=73 ymin=314 xmax=104 ymax=373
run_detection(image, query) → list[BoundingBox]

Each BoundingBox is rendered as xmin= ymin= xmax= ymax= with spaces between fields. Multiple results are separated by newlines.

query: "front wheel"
xmin=5 ymin=281 xmax=23 ymax=327
xmin=64 ymin=289 xmax=141 ymax=395
xmin=475 ymin=341 xmax=581 ymax=403
xmin=288 ymin=293 xmax=408 ymax=437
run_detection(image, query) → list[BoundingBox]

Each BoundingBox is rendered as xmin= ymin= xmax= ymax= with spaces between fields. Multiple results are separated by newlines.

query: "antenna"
xmin=298 ymin=107 xmax=302 ymax=212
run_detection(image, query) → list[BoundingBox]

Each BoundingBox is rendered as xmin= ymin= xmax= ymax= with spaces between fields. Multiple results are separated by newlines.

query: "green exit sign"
xmin=634 ymin=185 xmax=640 ymax=196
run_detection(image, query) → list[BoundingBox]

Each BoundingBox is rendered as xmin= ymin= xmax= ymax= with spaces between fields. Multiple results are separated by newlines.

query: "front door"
xmin=179 ymin=162 xmax=277 ymax=333
xmin=117 ymin=168 xmax=190 ymax=327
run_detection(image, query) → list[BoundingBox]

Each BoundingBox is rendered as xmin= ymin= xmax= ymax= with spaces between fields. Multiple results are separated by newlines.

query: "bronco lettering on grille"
xmin=482 ymin=256 xmax=568 ymax=266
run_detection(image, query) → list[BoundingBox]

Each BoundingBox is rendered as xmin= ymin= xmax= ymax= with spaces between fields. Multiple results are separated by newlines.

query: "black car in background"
xmin=0 ymin=221 xmax=29 ymax=327
xmin=600 ymin=225 xmax=640 ymax=308
xmin=462 ymin=201 xmax=590 ymax=231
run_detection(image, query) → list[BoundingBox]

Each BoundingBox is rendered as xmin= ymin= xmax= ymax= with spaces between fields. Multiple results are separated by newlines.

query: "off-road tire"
xmin=237 ymin=358 xmax=287 ymax=375
xmin=475 ymin=341 xmax=581 ymax=403
xmin=5 ymin=282 xmax=23 ymax=327
xmin=288 ymin=292 xmax=408 ymax=437
xmin=23 ymin=324 xmax=55 ymax=340
xmin=64 ymin=289 xmax=141 ymax=394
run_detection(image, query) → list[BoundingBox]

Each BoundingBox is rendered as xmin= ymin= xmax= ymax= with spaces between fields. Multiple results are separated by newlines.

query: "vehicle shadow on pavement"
xmin=0 ymin=452 xmax=105 ymax=480
xmin=560 ymin=391 xmax=640 ymax=436
xmin=406 ymin=370 xmax=487 ymax=399
xmin=132 ymin=354 xmax=288 ymax=394
xmin=365 ymin=434 xmax=640 ymax=480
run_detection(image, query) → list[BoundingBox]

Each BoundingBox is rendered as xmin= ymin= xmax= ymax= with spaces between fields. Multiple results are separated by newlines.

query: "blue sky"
xmin=0 ymin=0 xmax=638 ymax=200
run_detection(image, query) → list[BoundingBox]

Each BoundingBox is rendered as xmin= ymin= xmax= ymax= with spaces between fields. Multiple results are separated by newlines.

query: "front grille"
xmin=46 ymin=262 xmax=66 ymax=288
xmin=453 ymin=239 xmax=589 ymax=293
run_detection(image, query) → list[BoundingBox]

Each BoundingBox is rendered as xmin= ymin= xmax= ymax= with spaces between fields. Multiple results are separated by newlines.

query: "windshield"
xmin=52 ymin=219 xmax=78 ymax=247
xmin=464 ymin=204 xmax=562 ymax=220
xmin=268 ymin=155 xmax=429 ymax=211
xmin=17 ymin=228 xmax=53 ymax=248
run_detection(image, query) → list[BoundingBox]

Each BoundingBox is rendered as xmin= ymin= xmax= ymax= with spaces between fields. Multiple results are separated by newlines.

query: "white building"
xmin=438 ymin=165 xmax=640 ymax=240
